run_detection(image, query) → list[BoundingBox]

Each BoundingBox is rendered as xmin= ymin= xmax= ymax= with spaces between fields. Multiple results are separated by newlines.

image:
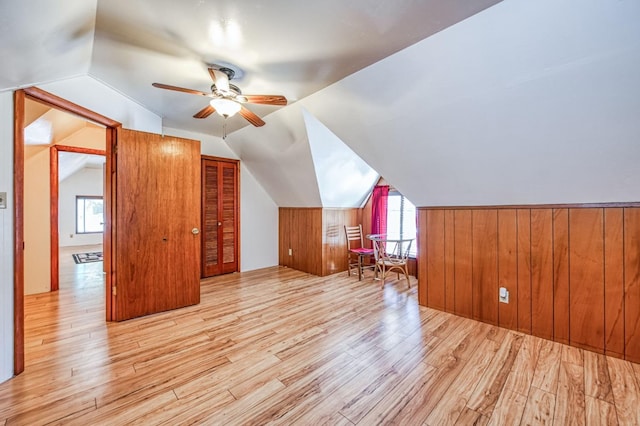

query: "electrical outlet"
xmin=288 ymin=248 xmax=292 ymax=256
xmin=499 ymin=287 xmax=509 ymax=304
xmin=0 ymin=192 xmax=6 ymax=209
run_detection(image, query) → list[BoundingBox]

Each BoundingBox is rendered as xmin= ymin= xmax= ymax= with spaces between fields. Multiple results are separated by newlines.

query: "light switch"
xmin=0 ymin=192 xmax=6 ymax=209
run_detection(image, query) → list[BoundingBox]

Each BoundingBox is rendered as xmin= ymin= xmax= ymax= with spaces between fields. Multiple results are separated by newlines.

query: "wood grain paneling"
xmin=604 ymin=208 xmax=624 ymax=358
xmin=279 ymin=208 xmax=323 ymax=276
xmin=105 ymin=128 xmax=117 ymax=322
xmin=454 ymin=210 xmax=473 ymax=318
xmin=530 ymin=209 xmax=554 ymax=341
xmin=278 ymin=208 xmax=291 ymax=268
xmin=417 ymin=210 xmax=428 ymax=306
xmin=115 ymin=130 xmax=201 ymax=321
xmin=418 ymin=204 xmax=638 ymax=363
xmin=13 ymin=90 xmax=25 ymax=375
xmin=322 ymin=208 xmax=361 ymax=276
xmin=444 ymin=210 xmax=455 ymax=313
xmin=279 ymin=208 xmax=364 ymax=277
xmin=624 ymin=208 xmax=640 ymax=363
xmin=569 ymin=209 xmax=605 ymax=353
xmin=472 ymin=210 xmax=498 ymax=325
xmin=553 ymin=209 xmax=569 ymax=345
xmin=49 ymin=146 xmax=59 ymax=292
xmin=426 ymin=210 xmax=446 ymax=311
xmin=498 ymin=210 xmax=517 ymax=330
xmin=294 ymin=208 xmax=323 ymax=276
xmin=517 ymin=209 xmax=532 ymax=334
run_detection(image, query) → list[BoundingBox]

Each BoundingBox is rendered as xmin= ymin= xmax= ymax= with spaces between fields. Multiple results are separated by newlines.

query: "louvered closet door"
xmin=202 ymin=157 xmax=239 ymax=277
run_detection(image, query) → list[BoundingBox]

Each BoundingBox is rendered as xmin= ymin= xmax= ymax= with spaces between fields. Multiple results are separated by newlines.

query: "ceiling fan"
xmin=152 ymin=67 xmax=287 ymax=127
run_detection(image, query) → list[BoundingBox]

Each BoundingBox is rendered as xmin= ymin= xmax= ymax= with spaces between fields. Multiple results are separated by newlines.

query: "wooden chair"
xmin=344 ymin=225 xmax=375 ymax=280
xmin=373 ymin=238 xmax=413 ymax=287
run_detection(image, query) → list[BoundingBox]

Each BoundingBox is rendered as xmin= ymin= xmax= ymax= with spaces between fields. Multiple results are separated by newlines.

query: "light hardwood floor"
xmin=1 ymin=260 xmax=640 ymax=425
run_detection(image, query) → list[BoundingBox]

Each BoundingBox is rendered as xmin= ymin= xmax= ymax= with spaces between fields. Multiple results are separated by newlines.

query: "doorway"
xmin=50 ymin=146 xmax=106 ymax=291
xmin=14 ymin=87 xmax=202 ymax=375
xmin=14 ymin=87 xmax=120 ymax=375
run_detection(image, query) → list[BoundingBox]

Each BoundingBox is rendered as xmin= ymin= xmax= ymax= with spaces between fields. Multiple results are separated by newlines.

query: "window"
xmin=386 ymin=191 xmax=417 ymax=257
xmin=76 ymin=196 xmax=104 ymax=234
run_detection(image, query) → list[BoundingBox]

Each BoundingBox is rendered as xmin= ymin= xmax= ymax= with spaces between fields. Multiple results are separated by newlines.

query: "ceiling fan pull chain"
xmin=223 ymin=120 xmax=227 ymax=140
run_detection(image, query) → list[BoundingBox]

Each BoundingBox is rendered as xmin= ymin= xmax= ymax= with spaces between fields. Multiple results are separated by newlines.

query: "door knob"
xmin=192 ymin=228 xmax=200 ymax=235
xmin=218 ymin=222 xmax=222 ymax=226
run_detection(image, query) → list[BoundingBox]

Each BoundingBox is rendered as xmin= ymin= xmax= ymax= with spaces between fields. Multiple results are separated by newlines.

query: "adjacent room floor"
xmin=1 ymin=262 xmax=639 ymax=424
xmin=59 ymin=244 xmax=104 ymax=290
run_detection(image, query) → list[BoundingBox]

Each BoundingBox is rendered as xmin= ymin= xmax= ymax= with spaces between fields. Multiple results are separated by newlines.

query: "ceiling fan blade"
xmin=152 ymin=83 xmax=211 ymax=97
xmin=239 ymin=106 xmax=265 ymax=127
xmin=193 ymin=105 xmax=215 ymax=119
xmin=243 ymin=95 xmax=288 ymax=106
xmin=208 ymin=68 xmax=230 ymax=92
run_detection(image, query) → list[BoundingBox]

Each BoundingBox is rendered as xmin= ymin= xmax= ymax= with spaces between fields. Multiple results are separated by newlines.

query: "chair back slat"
xmin=344 ymin=224 xmax=365 ymax=250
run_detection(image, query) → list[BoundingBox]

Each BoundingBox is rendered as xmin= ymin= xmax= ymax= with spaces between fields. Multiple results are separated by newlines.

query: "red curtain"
xmin=371 ymin=185 xmax=389 ymax=236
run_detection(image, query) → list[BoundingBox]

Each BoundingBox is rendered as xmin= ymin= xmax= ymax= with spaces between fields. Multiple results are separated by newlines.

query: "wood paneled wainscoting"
xmin=418 ymin=205 xmax=640 ymax=363
xmin=279 ymin=208 xmax=362 ymax=276
xmin=279 ymin=207 xmax=418 ymax=278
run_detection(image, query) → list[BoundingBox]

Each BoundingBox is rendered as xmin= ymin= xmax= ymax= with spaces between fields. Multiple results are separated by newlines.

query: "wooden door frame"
xmin=49 ymin=145 xmax=106 ymax=291
xmin=201 ymin=155 xmax=241 ymax=277
xmin=14 ymin=87 xmax=120 ymax=375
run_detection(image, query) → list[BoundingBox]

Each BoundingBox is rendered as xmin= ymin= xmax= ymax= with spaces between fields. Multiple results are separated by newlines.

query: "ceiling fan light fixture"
xmin=210 ymin=98 xmax=241 ymax=118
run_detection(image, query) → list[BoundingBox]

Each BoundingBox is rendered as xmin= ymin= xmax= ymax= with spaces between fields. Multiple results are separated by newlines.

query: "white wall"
xmin=239 ymin=164 xmax=279 ymax=271
xmin=59 ymin=167 xmax=104 ymax=247
xmin=163 ymin=126 xmax=279 ymax=271
xmin=0 ymin=91 xmax=13 ymax=383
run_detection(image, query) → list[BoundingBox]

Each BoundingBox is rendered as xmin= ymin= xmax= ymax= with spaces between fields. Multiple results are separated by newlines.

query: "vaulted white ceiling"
xmin=2 ymin=0 xmax=639 ymax=208
xmin=0 ymin=0 xmax=500 ymax=136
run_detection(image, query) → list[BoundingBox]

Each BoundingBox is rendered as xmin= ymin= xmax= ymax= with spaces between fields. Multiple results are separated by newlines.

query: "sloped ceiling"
xmin=0 ymin=0 xmax=96 ymax=89
xmin=0 ymin=0 xmax=501 ymax=135
xmin=24 ymin=108 xmax=88 ymax=145
xmin=24 ymin=97 xmax=107 ymax=182
xmin=58 ymin=152 xmax=105 ymax=182
xmin=229 ymin=103 xmax=322 ymax=207
xmin=291 ymin=0 xmax=640 ymax=206
xmin=2 ymin=0 xmax=639 ymax=209
xmin=303 ymin=109 xmax=378 ymax=208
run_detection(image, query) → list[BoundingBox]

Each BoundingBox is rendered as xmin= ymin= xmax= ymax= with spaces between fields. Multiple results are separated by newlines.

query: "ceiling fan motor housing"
xmin=211 ymin=83 xmax=242 ymax=96
xmin=218 ymin=67 xmax=235 ymax=80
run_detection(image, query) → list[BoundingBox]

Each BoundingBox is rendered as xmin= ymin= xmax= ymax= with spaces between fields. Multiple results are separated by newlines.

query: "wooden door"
xmin=201 ymin=157 xmax=239 ymax=277
xmin=111 ymin=129 xmax=201 ymax=321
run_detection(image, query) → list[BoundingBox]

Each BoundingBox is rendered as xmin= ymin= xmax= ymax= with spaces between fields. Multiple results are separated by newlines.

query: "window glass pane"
xmin=76 ymin=199 xmax=85 ymax=233
xmin=403 ymin=198 xmax=417 ymax=257
xmin=385 ymin=192 xmax=417 ymax=257
xmin=76 ymin=196 xmax=104 ymax=234
xmin=386 ymin=194 xmax=402 ymax=237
